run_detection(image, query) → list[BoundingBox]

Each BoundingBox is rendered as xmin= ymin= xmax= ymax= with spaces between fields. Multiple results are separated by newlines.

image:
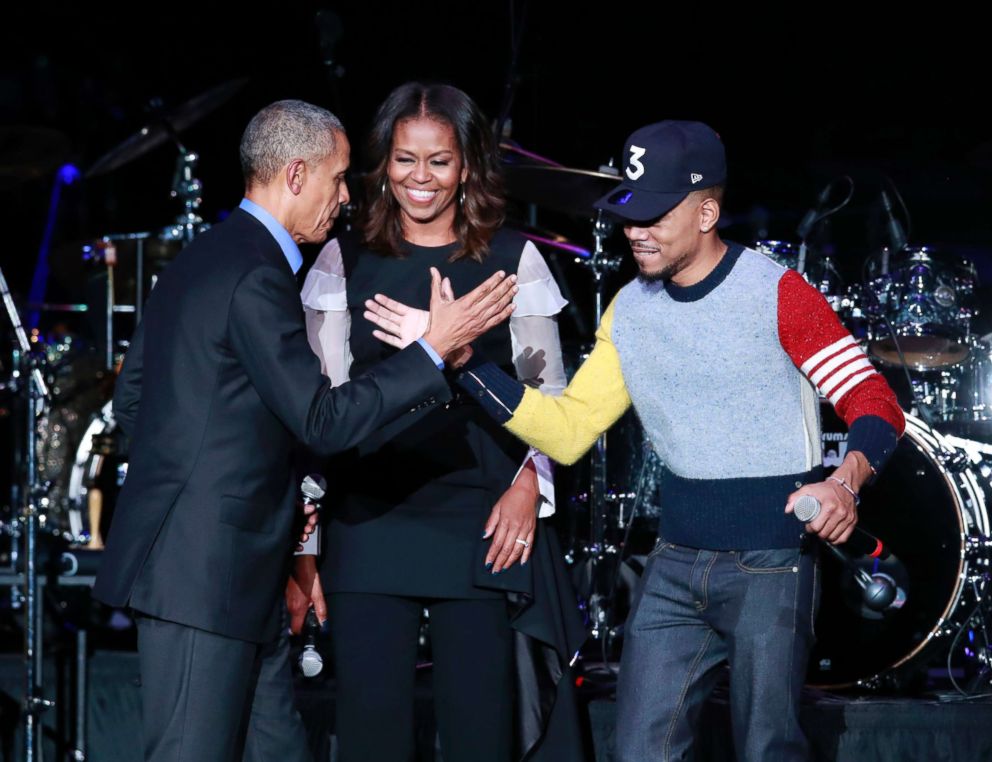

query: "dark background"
xmin=2 ymin=4 xmax=989 ymax=306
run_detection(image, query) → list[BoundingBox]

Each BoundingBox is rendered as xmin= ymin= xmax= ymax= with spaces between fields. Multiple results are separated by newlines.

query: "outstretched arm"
xmin=457 ymin=297 xmax=632 ymax=465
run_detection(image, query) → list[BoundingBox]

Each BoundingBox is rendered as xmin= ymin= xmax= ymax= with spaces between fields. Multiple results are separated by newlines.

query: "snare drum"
xmin=808 ymin=405 xmax=991 ymax=688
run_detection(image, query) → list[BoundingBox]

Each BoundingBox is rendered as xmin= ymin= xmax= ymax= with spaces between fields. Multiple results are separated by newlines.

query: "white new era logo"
xmin=690 ymin=173 xmax=703 ymax=184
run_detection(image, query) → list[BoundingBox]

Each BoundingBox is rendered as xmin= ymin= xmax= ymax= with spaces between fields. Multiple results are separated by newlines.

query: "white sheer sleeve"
xmin=509 ymin=241 xmax=568 ymax=517
xmin=300 ymin=237 xmax=352 ymax=388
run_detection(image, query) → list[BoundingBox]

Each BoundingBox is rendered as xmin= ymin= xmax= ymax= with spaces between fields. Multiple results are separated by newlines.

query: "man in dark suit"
xmin=93 ymin=100 xmax=517 ymax=761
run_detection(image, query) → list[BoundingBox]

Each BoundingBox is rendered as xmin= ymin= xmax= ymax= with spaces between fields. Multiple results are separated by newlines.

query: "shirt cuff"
xmin=513 ymin=448 xmax=556 ymax=517
xmin=416 ymin=337 xmax=445 ymax=370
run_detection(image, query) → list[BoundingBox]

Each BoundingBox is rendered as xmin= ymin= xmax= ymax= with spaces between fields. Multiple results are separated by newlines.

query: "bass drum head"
xmin=808 ymin=406 xmax=978 ymax=688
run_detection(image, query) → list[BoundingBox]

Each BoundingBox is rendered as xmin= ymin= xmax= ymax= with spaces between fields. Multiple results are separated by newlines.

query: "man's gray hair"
xmin=240 ymin=100 xmax=345 ymax=187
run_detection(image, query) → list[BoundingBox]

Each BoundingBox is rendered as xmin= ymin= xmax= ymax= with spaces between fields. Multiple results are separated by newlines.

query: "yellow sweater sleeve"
xmin=506 ymin=296 xmax=632 ymax=464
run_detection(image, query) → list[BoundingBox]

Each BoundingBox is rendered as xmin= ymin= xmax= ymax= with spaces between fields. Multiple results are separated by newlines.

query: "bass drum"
xmin=808 ymin=406 xmax=991 ymax=688
xmin=64 ymin=399 xmax=126 ymax=548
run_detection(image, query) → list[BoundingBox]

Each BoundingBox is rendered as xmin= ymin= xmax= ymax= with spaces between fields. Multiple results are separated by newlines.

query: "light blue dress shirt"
xmin=238 ymin=197 xmax=443 ymax=369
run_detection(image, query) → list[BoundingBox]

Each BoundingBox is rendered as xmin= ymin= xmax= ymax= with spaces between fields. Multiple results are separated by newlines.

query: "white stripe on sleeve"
xmin=800 ymin=335 xmax=857 ymax=375
xmin=828 ymin=368 xmax=877 ymax=406
xmin=820 ymin=358 xmax=875 ymax=397
xmin=809 ymin=346 xmax=866 ymax=386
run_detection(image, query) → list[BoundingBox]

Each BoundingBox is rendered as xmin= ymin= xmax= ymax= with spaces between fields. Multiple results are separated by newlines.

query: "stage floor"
xmin=2 ymin=653 xmax=991 ymax=760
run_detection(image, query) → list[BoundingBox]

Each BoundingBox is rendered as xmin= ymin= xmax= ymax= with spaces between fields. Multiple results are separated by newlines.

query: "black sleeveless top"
xmin=320 ymin=228 xmax=530 ymax=598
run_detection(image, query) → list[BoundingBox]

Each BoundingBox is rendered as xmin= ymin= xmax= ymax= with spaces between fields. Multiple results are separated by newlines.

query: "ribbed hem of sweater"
xmin=657 ymin=466 xmax=824 ymax=550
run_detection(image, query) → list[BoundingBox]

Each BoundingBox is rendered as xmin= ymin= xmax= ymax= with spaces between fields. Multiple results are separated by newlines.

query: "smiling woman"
xmin=298 ymin=82 xmax=584 ymax=762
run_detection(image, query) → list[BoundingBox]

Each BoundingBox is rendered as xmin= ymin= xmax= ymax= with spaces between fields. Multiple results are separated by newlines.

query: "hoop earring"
xmin=458 ymin=184 xmax=466 ymax=206
xmin=380 ymin=177 xmax=388 ymax=197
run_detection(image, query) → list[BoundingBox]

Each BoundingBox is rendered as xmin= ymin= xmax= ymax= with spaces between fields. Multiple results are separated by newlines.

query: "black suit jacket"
xmin=93 ymin=209 xmax=449 ymax=642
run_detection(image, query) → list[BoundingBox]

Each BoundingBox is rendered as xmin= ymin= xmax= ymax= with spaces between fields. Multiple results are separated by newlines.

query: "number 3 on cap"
xmin=626 ymin=145 xmax=646 ymax=180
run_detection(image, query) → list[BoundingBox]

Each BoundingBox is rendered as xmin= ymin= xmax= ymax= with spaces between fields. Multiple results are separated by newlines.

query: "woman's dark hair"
xmin=361 ymin=82 xmax=504 ymax=262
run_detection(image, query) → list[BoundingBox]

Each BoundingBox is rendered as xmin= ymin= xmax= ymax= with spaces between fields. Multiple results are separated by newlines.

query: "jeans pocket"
xmin=735 ymin=547 xmax=800 ymax=573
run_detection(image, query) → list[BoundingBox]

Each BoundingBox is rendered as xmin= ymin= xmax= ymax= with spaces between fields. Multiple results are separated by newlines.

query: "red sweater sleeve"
xmin=777 ymin=269 xmax=905 ymax=436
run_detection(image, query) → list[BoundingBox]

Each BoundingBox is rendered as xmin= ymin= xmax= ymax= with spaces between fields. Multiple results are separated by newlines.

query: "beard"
xmin=636 ymin=250 xmax=692 ymax=284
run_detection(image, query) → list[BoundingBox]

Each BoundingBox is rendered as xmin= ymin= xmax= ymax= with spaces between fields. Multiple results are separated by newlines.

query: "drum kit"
xmin=499 ymin=159 xmax=992 ymax=693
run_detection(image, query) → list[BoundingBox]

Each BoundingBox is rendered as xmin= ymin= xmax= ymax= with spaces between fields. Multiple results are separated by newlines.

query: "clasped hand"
xmin=363 ymin=266 xmax=517 ymax=364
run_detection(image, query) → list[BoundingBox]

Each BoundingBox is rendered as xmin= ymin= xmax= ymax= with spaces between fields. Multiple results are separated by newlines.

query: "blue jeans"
xmin=616 ymin=538 xmax=819 ymax=761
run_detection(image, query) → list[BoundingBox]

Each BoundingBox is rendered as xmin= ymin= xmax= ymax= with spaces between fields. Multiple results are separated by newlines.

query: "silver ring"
xmin=515 ymin=538 xmax=530 ymax=548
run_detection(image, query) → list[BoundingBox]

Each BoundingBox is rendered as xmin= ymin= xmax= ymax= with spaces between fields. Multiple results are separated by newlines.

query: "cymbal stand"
xmin=1 ymin=262 xmax=53 ymax=761
xmin=154 ymin=110 xmax=207 ymax=245
xmin=573 ymin=211 xmax=624 ymax=640
xmin=160 ymin=147 xmax=207 ymax=245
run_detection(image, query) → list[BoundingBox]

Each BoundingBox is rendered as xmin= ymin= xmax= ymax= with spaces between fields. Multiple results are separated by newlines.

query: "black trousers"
xmin=328 ymin=592 xmax=515 ymax=762
xmin=136 ymin=610 xmax=310 ymax=762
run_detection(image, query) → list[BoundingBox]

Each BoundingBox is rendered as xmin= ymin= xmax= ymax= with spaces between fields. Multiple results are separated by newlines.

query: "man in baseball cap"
xmin=367 ymin=118 xmax=905 ymax=760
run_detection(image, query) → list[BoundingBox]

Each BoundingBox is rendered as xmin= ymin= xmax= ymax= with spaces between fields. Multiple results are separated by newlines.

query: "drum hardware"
xmin=1 ymin=261 xmax=56 ymax=761
xmin=754 ymin=240 xmax=849 ymax=314
xmin=794 ymin=176 xmax=854 ymax=279
xmin=855 ymin=272 xmax=944 ymax=429
xmin=570 ymin=210 xmax=629 ymax=643
xmin=936 ymin=447 xmax=971 ymax=473
xmin=967 ymin=536 xmax=992 ymax=557
xmin=160 ymin=148 xmax=209 ymax=246
xmin=879 ymin=187 xmax=910 ymax=259
xmin=862 ymin=246 xmax=978 ymax=372
xmin=942 ymin=575 xmax=992 ymax=697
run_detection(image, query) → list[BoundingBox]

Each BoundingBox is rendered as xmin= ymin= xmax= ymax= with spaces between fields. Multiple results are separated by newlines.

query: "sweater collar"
xmin=663 ymin=241 xmax=744 ymax=303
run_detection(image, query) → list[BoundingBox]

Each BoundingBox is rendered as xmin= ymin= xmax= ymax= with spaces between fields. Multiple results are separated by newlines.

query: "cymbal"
xmin=0 ymin=127 xmax=70 ymax=189
xmin=87 ymin=78 xmax=249 ymax=177
xmin=508 ymin=222 xmax=591 ymax=259
xmin=502 ymin=164 xmax=620 ymax=218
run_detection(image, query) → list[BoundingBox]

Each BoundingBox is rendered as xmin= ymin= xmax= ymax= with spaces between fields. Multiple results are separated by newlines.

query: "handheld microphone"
xmin=301 ymin=474 xmax=327 ymax=505
xmin=793 ymin=494 xmax=905 ymax=612
xmin=297 ymin=474 xmax=326 ymax=555
xmin=792 ymin=494 xmax=889 ymax=560
xmin=298 ymin=608 xmax=323 ymax=678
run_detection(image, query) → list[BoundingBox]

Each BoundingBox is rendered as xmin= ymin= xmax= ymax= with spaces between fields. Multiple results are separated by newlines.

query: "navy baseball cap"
xmin=594 ymin=120 xmax=726 ymax=223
